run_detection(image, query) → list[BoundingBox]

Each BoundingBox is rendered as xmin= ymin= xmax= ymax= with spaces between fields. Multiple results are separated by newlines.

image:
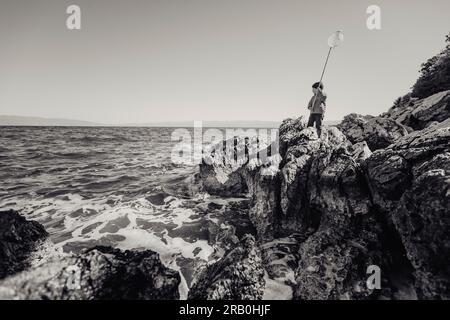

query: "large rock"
xmin=0 ymin=210 xmax=48 ymax=279
xmin=290 ymin=138 xmax=381 ymax=300
xmin=188 ymin=235 xmax=265 ymax=300
xmin=278 ymin=122 xmax=352 ymax=235
xmin=198 ymin=136 xmax=280 ymax=197
xmin=198 ymin=134 xmax=282 ymax=240
xmin=365 ymin=119 xmax=450 ymax=299
xmin=338 ymin=113 xmax=409 ymax=151
xmin=382 ymin=90 xmax=450 ymax=130
xmin=0 ymin=246 xmax=181 ymax=300
xmin=241 ymin=118 xmax=389 ymax=299
xmin=244 ymin=167 xmax=280 ymax=241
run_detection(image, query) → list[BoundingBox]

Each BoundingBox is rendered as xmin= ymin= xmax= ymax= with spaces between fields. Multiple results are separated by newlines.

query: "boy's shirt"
xmin=308 ymin=91 xmax=327 ymax=114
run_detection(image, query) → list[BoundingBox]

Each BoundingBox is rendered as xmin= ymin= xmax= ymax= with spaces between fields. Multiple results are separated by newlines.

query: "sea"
xmin=0 ymin=126 xmax=291 ymax=299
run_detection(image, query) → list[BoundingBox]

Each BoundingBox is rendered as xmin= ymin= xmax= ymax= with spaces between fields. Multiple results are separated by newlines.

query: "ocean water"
xmin=0 ymin=126 xmax=291 ymax=299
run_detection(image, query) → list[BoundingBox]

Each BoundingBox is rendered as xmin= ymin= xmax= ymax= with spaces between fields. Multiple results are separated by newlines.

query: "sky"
xmin=0 ymin=0 xmax=449 ymax=124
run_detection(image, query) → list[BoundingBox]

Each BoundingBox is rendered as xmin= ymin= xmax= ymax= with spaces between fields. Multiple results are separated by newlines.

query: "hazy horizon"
xmin=0 ymin=114 xmax=288 ymax=127
xmin=1 ymin=0 xmax=450 ymax=124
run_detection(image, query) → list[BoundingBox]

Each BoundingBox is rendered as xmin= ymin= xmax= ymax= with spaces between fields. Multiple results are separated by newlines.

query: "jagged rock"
xmin=198 ymin=158 xmax=248 ymax=197
xmin=0 ymin=246 xmax=181 ymax=300
xmin=278 ymin=123 xmax=354 ymax=234
xmin=348 ymin=141 xmax=373 ymax=163
xmin=244 ymin=168 xmax=280 ymax=241
xmin=198 ymin=134 xmax=282 ymax=240
xmin=198 ymin=136 xmax=280 ymax=197
xmin=292 ymin=145 xmax=379 ymax=299
xmin=0 ymin=210 xmax=48 ymax=279
xmin=279 ymin=117 xmax=308 ymax=155
xmin=383 ymin=90 xmax=450 ymax=130
xmin=338 ymin=113 xmax=409 ymax=151
xmin=365 ymin=119 xmax=450 ymax=299
xmin=188 ymin=235 xmax=265 ymax=300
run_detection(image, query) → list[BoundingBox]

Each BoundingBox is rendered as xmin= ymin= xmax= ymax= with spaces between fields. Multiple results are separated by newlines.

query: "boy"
xmin=307 ymin=82 xmax=327 ymax=137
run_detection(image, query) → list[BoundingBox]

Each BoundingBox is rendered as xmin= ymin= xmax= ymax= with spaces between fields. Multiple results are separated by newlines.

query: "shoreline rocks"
xmin=188 ymin=235 xmax=265 ymax=300
xmin=0 ymin=246 xmax=181 ymax=300
xmin=0 ymin=211 xmax=181 ymax=300
xmin=0 ymin=210 xmax=48 ymax=279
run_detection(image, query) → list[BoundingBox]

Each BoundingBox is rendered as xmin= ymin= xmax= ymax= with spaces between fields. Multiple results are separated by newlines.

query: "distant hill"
xmin=0 ymin=115 xmax=340 ymax=128
xmin=0 ymin=115 xmax=101 ymax=126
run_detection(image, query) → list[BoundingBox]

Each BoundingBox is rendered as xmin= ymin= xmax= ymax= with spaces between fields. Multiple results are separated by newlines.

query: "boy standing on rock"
xmin=307 ymin=82 xmax=327 ymax=137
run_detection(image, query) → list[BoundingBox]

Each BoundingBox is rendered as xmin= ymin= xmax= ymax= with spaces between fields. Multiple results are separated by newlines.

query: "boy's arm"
xmin=320 ymin=91 xmax=327 ymax=105
xmin=320 ymin=92 xmax=327 ymax=113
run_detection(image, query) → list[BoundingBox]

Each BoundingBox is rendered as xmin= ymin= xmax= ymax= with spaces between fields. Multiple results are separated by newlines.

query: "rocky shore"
xmin=191 ymin=89 xmax=449 ymax=300
xmin=0 ymin=89 xmax=448 ymax=300
xmin=0 ymin=210 xmax=181 ymax=300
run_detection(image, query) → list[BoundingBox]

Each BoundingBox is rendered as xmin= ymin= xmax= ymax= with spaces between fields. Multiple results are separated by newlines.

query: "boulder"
xmin=188 ymin=235 xmax=265 ymax=300
xmin=278 ymin=121 xmax=356 ymax=235
xmin=338 ymin=113 xmax=409 ymax=151
xmin=383 ymin=90 xmax=450 ymax=130
xmin=0 ymin=210 xmax=47 ymax=279
xmin=0 ymin=246 xmax=181 ymax=300
xmin=198 ymin=136 xmax=279 ymax=197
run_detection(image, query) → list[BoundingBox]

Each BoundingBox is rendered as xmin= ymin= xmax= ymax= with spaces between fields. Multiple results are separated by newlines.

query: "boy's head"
xmin=312 ymin=82 xmax=324 ymax=94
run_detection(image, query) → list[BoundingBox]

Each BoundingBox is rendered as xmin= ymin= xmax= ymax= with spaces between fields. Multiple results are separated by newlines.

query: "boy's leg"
xmin=307 ymin=114 xmax=315 ymax=127
xmin=315 ymin=114 xmax=323 ymax=137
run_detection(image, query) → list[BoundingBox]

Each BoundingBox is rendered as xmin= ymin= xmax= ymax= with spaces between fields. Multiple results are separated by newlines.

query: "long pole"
xmin=311 ymin=46 xmax=333 ymax=111
xmin=319 ymin=47 xmax=333 ymax=84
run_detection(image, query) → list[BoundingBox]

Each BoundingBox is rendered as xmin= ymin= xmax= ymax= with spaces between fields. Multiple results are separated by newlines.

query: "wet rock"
xmin=260 ymin=235 xmax=302 ymax=287
xmin=338 ymin=113 xmax=409 ymax=151
xmin=0 ymin=246 xmax=181 ymax=300
xmin=198 ymin=136 xmax=280 ymax=197
xmin=188 ymin=235 xmax=265 ymax=300
xmin=0 ymin=210 xmax=47 ymax=279
xmin=197 ymin=138 xmax=251 ymax=197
